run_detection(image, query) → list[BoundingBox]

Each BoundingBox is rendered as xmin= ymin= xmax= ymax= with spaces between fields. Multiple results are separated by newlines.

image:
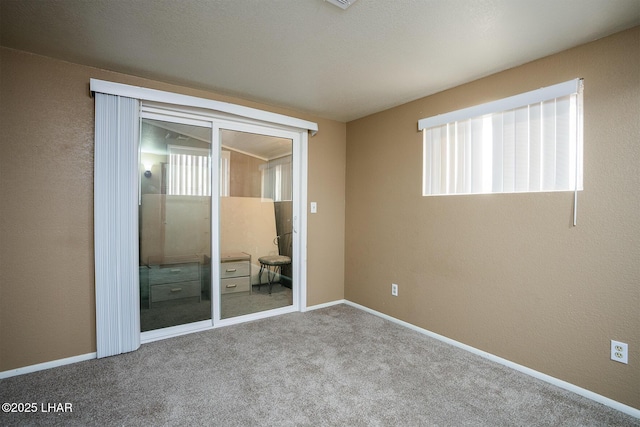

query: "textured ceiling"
xmin=1 ymin=0 xmax=639 ymax=122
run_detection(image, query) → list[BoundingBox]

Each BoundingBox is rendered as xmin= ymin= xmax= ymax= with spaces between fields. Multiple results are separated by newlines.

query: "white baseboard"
xmin=343 ymin=300 xmax=639 ymax=419
xmin=305 ymin=299 xmax=346 ymax=312
xmin=0 ymin=352 xmax=97 ymax=380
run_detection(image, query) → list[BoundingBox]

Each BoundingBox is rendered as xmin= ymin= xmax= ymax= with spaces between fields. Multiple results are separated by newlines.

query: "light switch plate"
xmin=310 ymin=202 xmax=317 ymax=213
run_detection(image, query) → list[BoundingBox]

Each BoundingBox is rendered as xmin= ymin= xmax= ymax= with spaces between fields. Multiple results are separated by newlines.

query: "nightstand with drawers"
xmin=220 ymin=252 xmax=251 ymax=294
xmin=148 ymin=261 xmax=201 ymax=308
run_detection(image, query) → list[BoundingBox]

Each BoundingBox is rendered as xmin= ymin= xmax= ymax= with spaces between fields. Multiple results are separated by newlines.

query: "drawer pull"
xmin=225 ymin=284 xmax=237 ymax=288
xmin=170 ymin=287 xmax=183 ymax=292
xmin=170 ymin=269 xmax=182 ymax=273
xmin=226 ymin=268 xmax=237 ymax=273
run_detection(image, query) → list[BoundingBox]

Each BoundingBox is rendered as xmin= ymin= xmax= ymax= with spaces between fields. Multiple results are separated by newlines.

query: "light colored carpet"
xmin=1 ymin=304 xmax=638 ymax=426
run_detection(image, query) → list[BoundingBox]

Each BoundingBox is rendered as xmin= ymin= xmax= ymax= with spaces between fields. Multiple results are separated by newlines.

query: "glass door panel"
xmin=139 ymin=118 xmax=212 ymax=332
xmin=219 ymin=129 xmax=294 ymax=319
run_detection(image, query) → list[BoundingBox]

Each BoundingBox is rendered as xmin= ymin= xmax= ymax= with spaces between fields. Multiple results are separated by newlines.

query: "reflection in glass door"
xmin=139 ymin=118 xmax=212 ymax=332
xmin=219 ymin=129 xmax=294 ymax=319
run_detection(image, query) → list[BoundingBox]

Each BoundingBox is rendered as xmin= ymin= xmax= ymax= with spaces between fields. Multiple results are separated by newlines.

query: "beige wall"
xmin=0 ymin=48 xmax=346 ymax=371
xmin=345 ymin=27 xmax=639 ymax=408
xmin=229 ymin=150 xmax=265 ymax=198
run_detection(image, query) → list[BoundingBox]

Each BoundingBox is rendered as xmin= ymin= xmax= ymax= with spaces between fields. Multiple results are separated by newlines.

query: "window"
xmin=167 ymin=145 xmax=212 ymax=196
xmin=261 ymin=155 xmax=292 ymax=201
xmin=166 ymin=147 xmax=230 ymax=197
xmin=419 ymin=79 xmax=583 ymax=197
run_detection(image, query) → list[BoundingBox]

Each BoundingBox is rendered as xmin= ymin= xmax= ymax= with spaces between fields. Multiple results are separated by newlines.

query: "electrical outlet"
xmin=611 ymin=340 xmax=628 ymax=364
xmin=391 ymin=283 xmax=398 ymax=296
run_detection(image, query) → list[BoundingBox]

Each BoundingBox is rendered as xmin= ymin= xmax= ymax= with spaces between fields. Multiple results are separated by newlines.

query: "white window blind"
xmin=419 ymin=79 xmax=583 ymax=197
xmin=220 ymin=150 xmax=230 ymax=197
xmin=167 ymin=145 xmax=211 ymax=196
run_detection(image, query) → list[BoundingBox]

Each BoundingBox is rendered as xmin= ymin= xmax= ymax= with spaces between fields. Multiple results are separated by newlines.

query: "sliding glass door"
xmin=93 ymin=79 xmax=313 ymax=356
xmin=137 ymin=118 xmax=298 ymax=332
xmin=139 ymin=118 xmax=212 ymax=332
xmin=218 ymin=129 xmax=294 ymax=319
xmin=136 ymin=104 xmax=304 ymax=337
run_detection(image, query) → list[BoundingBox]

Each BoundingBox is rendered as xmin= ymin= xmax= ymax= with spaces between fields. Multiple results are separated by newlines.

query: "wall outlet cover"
xmin=611 ymin=340 xmax=628 ymax=364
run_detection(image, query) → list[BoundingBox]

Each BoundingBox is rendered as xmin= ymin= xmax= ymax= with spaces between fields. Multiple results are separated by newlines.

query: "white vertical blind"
xmin=220 ymin=150 xmax=230 ymax=197
xmin=420 ymin=79 xmax=583 ymax=197
xmin=94 ymin=93 xmax=141 ymax=358
xmin=167 ymin=145 xmax=212 ymax=196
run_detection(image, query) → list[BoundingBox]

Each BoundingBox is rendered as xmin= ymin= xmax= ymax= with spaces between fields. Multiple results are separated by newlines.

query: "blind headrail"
xmin=418 ymin=78 xmax=583 ymax=131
